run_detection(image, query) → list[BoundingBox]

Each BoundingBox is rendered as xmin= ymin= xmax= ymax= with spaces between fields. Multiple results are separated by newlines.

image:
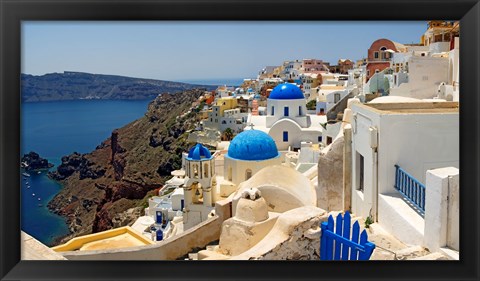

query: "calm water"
xmin=21 ymin=99 xmax=152 ymax=246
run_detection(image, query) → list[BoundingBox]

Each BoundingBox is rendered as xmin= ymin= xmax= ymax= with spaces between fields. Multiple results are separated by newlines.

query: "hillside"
xmin=21 ymin=72 xmax=216 ymax=102
xmin=47 ymin=89 xmax=208 ymax=245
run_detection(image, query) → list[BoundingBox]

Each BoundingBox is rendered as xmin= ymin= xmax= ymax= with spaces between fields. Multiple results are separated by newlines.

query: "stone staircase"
xmin=367 ymin=223 xmax=451 ymax=260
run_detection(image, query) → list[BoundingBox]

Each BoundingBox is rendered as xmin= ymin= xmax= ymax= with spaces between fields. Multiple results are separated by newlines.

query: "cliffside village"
xmin=23 ymin=21 xmax=460 ymax=261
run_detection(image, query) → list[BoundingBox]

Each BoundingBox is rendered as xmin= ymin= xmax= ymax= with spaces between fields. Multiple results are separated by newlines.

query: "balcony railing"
xmin=394 ymin=165 xmax=426 ymax=215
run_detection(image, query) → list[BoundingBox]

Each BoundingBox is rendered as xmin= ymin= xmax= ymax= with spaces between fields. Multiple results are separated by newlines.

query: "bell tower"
xmin=183 ymin=143 xmax=216 ymax=229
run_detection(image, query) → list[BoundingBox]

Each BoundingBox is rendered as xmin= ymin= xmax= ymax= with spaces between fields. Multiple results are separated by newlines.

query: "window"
xmin=299 ymin=106 xmax=302 ymax=116
xmin=334 ymin=93 xmax=341 ymax=103
xmin=245 ymin=169 xmax=252 ymax=180
xmin=271 ymin=106 xmax=275 ymax=115
xmin=327 ymin=136 xmax=332 ymax=144
xmin=374 ymin=52 xmax=379 ymax=59
xmin=357 ymin=152 xmax=365 ymax=192
xmin=284 ymin=106 xmax=289 ymax=117
xmin=318 ymin=136 xmax=322 ymax=142
xmin=228 ymin=166 xmax=232 ymax=181
xmin=193 ymin=164 xmax=199 ymax=178
xmin=204 ymin=163 xmax=209 ymax=178
xmin=283 ymin=131 xmax=288 ymax=142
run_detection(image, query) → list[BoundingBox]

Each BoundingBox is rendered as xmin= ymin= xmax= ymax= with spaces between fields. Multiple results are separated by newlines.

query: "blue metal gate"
xmin=320 ymin=211 xmax=375 ymax=261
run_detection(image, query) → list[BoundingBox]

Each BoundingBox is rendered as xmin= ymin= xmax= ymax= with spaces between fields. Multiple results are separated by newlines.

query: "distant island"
xmin=21 ymin=71 xmax=217 ymax=102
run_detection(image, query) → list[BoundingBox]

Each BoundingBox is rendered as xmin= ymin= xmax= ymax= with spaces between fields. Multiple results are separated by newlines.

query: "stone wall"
xmin=317 ymin=136 xmax=345 ymax=212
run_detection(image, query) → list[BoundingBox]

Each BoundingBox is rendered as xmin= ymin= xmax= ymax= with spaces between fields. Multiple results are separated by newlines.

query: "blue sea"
xmin=21 ymin=99 xmax=153 ymax=246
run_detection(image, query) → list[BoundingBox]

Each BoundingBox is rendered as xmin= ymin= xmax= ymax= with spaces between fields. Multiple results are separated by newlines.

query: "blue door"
xmin=284 ymin=106 xmax=289 ymax=116
xmin=156 ymin=211 xmax=163 ymax=224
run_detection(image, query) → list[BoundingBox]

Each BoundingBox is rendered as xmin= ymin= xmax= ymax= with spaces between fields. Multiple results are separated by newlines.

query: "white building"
xmin=203 ymin=97 xmax=248 ymax=134
xmin=280 ymin=60 xmax=302 ymax=81
xmin=389 ymin=55 xmax=449 ymax=99
xmin=349 ymin=98 xmax=459 ymax=245
xmin=326 ymin=88 xmax=349 ymax=112
xmin=247 ymin=83 xmax=326 ymax=151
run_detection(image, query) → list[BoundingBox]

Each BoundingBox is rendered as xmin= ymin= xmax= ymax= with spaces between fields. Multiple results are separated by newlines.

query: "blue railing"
xmin=394 ymin=165 xmax=426 ymax=214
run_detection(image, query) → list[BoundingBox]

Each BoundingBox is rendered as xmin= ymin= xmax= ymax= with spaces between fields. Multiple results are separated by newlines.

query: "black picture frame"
xmin=1 ymin=0 xmax=479 ymax=280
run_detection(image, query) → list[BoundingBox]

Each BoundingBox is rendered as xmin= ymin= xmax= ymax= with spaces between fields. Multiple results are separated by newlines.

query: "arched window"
xmin=204 ymin=163 xmax=209 ymax=178
xmin=245 ymin=169 xmax=252 ymax=180
xmin=193 ymin=164 xmax=199 ymax=178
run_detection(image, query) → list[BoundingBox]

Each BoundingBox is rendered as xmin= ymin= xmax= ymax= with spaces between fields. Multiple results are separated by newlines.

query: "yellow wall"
xmin=216 ymin=98 xmax=238 ymax=116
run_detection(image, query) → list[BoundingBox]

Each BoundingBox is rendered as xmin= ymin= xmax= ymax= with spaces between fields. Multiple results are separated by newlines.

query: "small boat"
xmin=37 ymin=171 xmax=41 ymax=174
xmin=32 ymin=193 xmax=35 ymax=196
xmin=38 ymin=198 xmax=41 ymax=201
xmin=38 ymin=204 xmax=43 ymax=207
xmin=26 ymin=186 xmax=30 ymax=189
xmin=22 ymin=172 xmax=31 ymax=177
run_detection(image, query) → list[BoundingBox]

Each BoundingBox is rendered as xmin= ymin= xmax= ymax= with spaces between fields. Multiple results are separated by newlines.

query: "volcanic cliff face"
xmin=47 ymin=89 xmax=205 ymax=244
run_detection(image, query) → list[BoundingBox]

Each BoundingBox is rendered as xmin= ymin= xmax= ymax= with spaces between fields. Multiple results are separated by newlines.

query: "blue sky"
xmin=22 ymin=21 xmax=427 ymax=82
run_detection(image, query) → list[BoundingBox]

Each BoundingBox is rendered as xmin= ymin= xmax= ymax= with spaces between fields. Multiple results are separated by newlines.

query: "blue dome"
xmin=227 ymin=130 xmax=279 ymax=161
xmin=269 ymin=83 xmax=304 ymax=100
xmin=187 ymin=143 xmax=212 ymax=161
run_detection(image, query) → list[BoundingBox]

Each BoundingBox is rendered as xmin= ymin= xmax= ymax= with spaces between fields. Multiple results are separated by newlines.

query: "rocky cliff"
xmin=21 ymin=72 xmax=216 ymax=102
xmin=47 ymin=89 xmax=205 ymax=244
xmin=21 ymin=151 xmax=54 ymax=171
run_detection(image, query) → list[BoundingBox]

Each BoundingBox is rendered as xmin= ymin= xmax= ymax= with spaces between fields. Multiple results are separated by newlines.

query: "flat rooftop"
xmin=52 ymin=226 xmax=154 ymax=252
xmin=360 ymin=101 xmax=459 ymax=114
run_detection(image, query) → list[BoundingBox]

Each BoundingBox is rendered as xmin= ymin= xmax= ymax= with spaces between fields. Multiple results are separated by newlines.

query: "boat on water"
xmin=38 ymin=198 xmax=41 ymax=201
xmin=38 ymin=204 xmax=43 ymax=207
xmin=22 ymin=172 xmax=31 ymax=177
xmin=32 ymin=193 xmax=35 ymax=196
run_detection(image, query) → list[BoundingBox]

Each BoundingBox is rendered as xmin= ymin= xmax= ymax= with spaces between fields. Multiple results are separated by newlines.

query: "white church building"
xmin=246 ymin=83 xmax=326 ymax=151
xmin=182 ymin=130 xmax=282 ymax=230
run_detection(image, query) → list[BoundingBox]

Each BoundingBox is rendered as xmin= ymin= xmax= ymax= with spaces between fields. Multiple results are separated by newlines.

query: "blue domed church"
xmin=246 ymin=83 xmax=326 ymax=150
xmin=182 ymin=131 xmax=282 ymax=229
xmin=224 ymin=130 xmax=281 ymax=186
